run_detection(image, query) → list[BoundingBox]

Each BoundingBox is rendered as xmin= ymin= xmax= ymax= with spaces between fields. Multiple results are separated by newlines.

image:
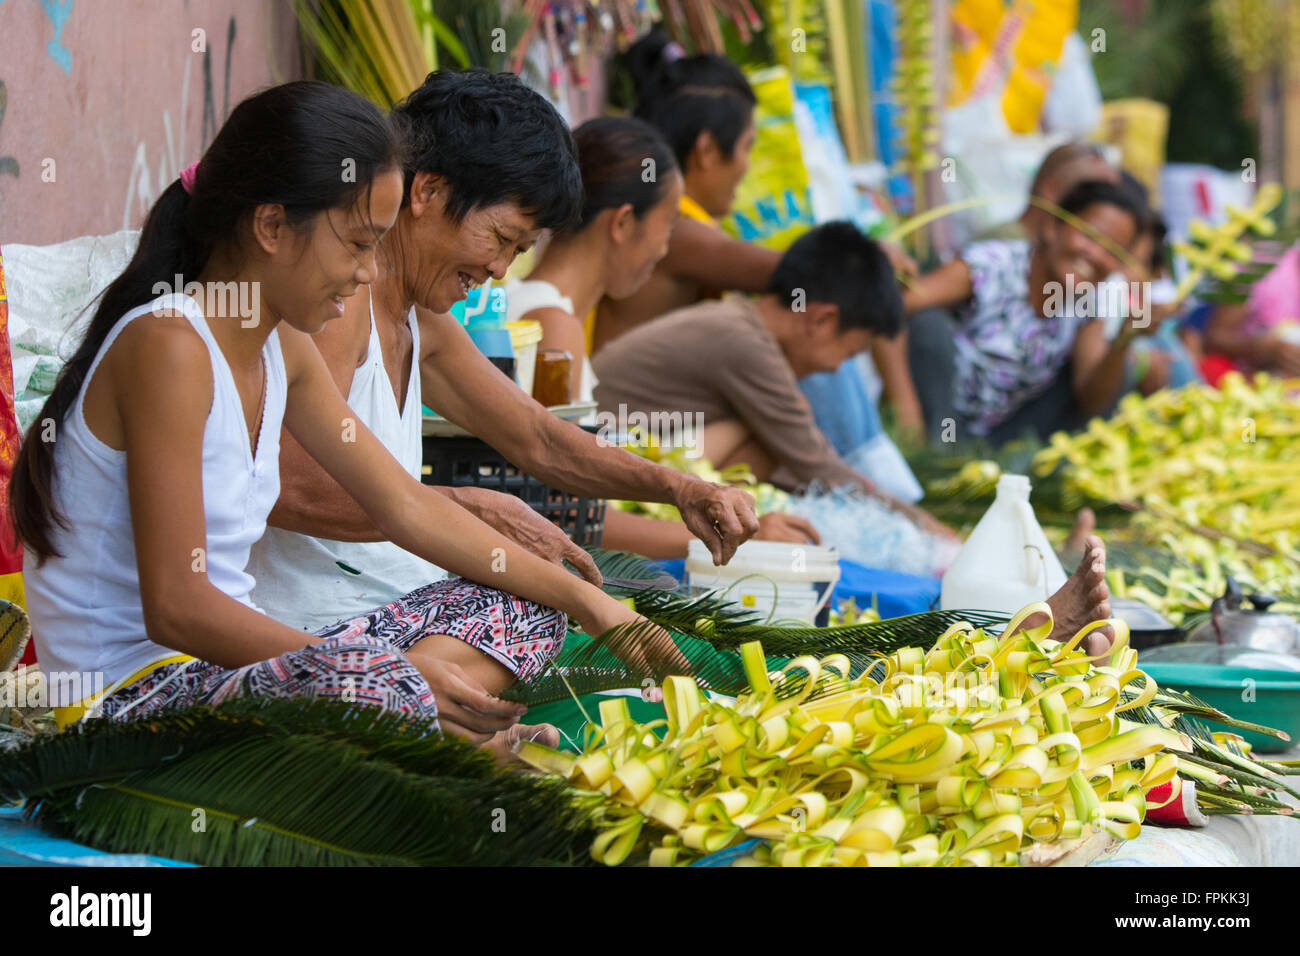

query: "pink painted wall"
xmin=0 ymin=0 xmax=301 ymax=246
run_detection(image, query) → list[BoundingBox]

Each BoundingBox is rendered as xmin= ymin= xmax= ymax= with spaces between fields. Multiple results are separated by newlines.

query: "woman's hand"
xmin=892 ymin=396 xmax=926 ymax=443
xmin=881 ymin=240 xmax=920 ymax=281
xmin=437 ymin=485 xmax=602 ymax=586
xmin=754 ymin=512 xmax=821 ymax=544
xmin=1137 ymin=350 xmax=1173 ymax=396
xmin=404 ymin=653 xmax=529 ymax=744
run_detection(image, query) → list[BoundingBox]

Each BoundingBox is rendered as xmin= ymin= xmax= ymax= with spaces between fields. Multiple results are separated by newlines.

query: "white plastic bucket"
xmin=685 ymin=539 xmax=841 ymax=626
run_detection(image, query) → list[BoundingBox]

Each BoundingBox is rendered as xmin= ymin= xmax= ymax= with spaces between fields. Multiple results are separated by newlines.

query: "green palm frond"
xmin=907 ymin=439 xmax=1142 ymax=532
xmin=295 ymin=0 xmax=457 ymax=109
xmin=507 ymin=569 xmax=1008 ymax=704
xmin=413 ymin=2 xmax=470 ymax=69
xmin=1 ymin=699 xmax=600 ymax=866
xmin=589 ymin=548 xmax=683 ymax=595
xmin=432 ymin=0 xmax=532 ymax=75
xmin=1119 ymin=685 xmax=1300 ymax=808
xmin=1146 ymin=685 xmax=1292 ymax=745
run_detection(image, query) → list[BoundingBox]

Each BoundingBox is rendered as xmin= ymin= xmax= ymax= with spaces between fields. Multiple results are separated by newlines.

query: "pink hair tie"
xmin=179 ymin=161 xmax=199 ymax=195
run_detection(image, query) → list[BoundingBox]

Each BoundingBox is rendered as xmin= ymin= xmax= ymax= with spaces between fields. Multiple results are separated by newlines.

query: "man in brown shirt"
xmin=594 ymin=222 xmax=905 ymax=498
xmin=594 ymin=222 xmax=1124 ymax=649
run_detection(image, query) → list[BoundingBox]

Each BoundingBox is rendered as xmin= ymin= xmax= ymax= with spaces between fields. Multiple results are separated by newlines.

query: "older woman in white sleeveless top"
xmin=245 ymin=75 xmax=764 ymax=740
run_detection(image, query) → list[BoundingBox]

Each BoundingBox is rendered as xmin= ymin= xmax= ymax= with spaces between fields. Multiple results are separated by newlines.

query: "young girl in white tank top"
xmin=11 ymin=82 xmax=655 ymax=736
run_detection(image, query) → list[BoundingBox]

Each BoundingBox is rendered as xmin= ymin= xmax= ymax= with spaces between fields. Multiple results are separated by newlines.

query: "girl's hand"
xmin=1273 ymin=341 xmax=1300 ymax=377
xmin=577 ymin=592 xmax=694 ymax=682
xmin=405 ymin=654 xmax=527 ymax=744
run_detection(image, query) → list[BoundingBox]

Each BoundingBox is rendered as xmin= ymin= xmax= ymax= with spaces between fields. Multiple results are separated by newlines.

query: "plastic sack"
xmin=948 ymin=0 xmax=1080 ymax=135
xmin=1 ymin=230 xmax=141 ymax=432
xmin=791 ymin=80 xmax=862 ymax=224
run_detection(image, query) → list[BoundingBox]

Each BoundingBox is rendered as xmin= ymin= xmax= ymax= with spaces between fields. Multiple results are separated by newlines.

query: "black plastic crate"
xmin=422 ymin=434 xmax=605 ymax=547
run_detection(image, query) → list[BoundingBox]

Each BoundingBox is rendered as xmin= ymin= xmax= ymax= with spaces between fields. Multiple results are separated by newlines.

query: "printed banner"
xmin=721 ymin=67 xmax=815 ymax=251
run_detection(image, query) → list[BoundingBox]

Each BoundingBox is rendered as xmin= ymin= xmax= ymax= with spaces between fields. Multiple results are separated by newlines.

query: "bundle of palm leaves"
xmin=522 ymin=552 xmax=1299 ymax=812
xmin=295 ymin=0 xmax=468 ymax=108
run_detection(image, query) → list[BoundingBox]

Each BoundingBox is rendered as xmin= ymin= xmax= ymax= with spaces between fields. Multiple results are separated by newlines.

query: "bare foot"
xmin=483 ymin=722 xmax=561 ymax=768
xmin=1062 ymin=508 xmax=1096 ymax=568
xmin=1043 ymin=535 xmax=1113 ymax=656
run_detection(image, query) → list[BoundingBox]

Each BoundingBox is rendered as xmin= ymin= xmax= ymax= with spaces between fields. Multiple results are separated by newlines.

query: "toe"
xmin=1085 ymin=628 xmax=1113 ymax=658
xmin=1090 ymin=582 xmax=1111 ymax=620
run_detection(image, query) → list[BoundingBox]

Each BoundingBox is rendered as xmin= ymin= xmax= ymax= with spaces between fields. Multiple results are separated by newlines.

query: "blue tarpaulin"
xmin=0 ymin=804 xmax=190 ymax=867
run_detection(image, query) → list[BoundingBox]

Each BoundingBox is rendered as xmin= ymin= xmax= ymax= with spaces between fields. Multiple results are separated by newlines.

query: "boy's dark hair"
xmin=628 ymin=43 xmax=756 ymax=170
xmin=1056 ymin=179 xmax=1146 ymax=234
xmin=766 ymin=222 xmax=903 ymax=337
xmin=392 ymin=69 xmax=581 ymax=232
xmin=572 ymin=117 xmax=680 ymax=230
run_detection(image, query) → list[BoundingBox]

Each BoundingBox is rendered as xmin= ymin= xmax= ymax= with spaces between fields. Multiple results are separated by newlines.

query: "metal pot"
xmin=1186 ymin=578 xmax=1300 ymax=656
xmin=1108 ymin=597 xmax=1183 ymax=650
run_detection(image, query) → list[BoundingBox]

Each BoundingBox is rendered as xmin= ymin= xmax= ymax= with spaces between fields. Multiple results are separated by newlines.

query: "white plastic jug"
xmin=686 ymin=540 xmax=841 ymax=626
xmin=940 ymin=474 xmax=1066 ymax=613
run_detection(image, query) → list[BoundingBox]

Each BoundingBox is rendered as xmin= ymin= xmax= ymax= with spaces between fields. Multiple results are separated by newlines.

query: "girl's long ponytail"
xmin=10 ymin=179 xmax=201 ymax=562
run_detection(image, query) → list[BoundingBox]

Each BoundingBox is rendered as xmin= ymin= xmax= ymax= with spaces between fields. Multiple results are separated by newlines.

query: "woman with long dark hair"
xmin=10 ymin=81 xmax=664 ymax=743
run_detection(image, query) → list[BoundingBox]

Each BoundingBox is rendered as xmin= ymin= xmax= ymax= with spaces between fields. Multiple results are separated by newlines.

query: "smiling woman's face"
xmin=403 ymin=172 xmax=542 ymax=313
xmin=265 ymin=167 xmax=403 ymax=335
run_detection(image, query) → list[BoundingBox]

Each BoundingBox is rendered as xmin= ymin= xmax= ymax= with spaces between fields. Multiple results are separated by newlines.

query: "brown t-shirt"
xmin=592 ymin=296 xmax=866 ymax=493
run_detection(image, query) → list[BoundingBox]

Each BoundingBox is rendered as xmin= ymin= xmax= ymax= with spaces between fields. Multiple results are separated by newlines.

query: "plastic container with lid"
xmin=506 ymin=320 xmax=543 ymax=396
xmin=686 ymin=539 xmax=841 ymax=626
xmin=453 ymin=285 xmax=514 ymax=378
xmin=940 ymin=474 xmax=1066 ymax=613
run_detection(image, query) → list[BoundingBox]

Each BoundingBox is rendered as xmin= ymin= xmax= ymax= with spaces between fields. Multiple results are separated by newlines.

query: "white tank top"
xmin=247 ymin=293 xmax=444 ymax=631
xmin=24 ymin=292 xmax=287 ymax=689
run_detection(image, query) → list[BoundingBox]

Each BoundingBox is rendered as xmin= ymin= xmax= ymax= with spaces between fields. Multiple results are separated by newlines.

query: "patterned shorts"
xmin=316 ymin=577 xmax=566 ymax=682
xmin=93 ymin=578 xmax=567 ymax=727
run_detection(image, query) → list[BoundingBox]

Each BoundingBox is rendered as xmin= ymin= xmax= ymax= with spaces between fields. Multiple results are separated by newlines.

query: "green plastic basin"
xmin=1139 ymin=662 xmax=1300 ymax=754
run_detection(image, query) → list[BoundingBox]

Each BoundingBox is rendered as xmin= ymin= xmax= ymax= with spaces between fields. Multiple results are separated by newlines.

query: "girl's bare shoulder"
xmin=105 ymin=308 xmax=212 ymax=382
